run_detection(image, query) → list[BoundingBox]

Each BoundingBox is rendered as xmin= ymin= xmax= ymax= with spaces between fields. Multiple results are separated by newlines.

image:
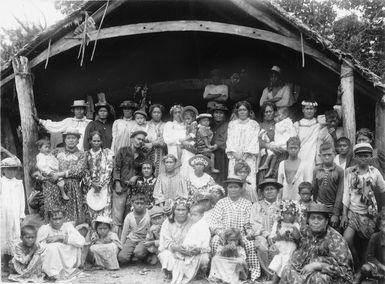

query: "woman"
xmin=42 ymin=128 xmax=86 ymax=224
xmin=130 ymin=161 xmax=157 ymax=208
xmin=153 ymin=155 xmax=188 ymax=205
xmin=111 ymin=100 xmax=137 ymax=155
xmin=158 ymin=199 xmax=210 ymax=283
xmin=185 ymin=155 xmax=216 ymax=200
xmin=37 ymin=209 xmax=85 ymax=280
xmin=147 ymin=104 xmax=167 ymax=176
xmin=226 ymin=101 xmax=260 ymax=189
xmin=281 ymin=203 xmax=353 ymax=284
xmin=83 ymin=131 xmax=113 ymax=223
xmin=249 ymin=178 xmax=282 ymax=278
xmin=163 ymin=105 xmax=186 ymax=159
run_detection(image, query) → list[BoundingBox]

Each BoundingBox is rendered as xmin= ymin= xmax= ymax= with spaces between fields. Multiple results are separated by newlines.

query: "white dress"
xmin=270 ymin=118 xmax=297 ymax=149
xmin=163 ymin=121 xmax=186 ymax=159
xmin=226 ymin=118 xmax=260 ymax=189
xmin=36 ymin=152 xmax=60 ymax=174
xmin=111 ymin=118 xmax=135 ymax=155
xmin=1 ymin=176 xmax=25 ymax=255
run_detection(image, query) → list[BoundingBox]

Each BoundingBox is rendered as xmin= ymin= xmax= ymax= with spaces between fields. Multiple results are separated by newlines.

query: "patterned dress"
xmin=147 ymin=120 xmax=166 ymax=176
xmin=185 ymin=173 xmax=216 ymax=200
xmin=281 ymin=226 xmax=353 ymax=284
xmin=83 ymin=148 xmax=113 ymax=223
xmin=129 ymin=176 xmax=157 ymax=210
xmin=42 ymin=147 xmax=86 ymax=225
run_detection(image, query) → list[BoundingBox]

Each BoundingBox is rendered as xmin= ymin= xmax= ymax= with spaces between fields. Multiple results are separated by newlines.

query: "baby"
xmin=131 ymin=110 xmax=148 ymax=133
xmin=259 ymin=107 xmax=296 ymax=177
xmin=268 ymin=200 xmax=301 ymax=284
xmin=35 ymin=139 xmax=69 ymax=201
xmin=144 ymin=206 xmax=165 ymax=264
xmin=196 ymin=113 xmax=219 ymax=173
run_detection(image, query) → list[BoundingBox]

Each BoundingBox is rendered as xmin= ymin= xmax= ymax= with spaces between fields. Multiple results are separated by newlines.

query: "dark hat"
xmin=95 ymin=102 xmax=111 ymax=112
xmin=134 ymin=110 xmax=148 ymax=119
xmin=208 ymin=102 xmax=228 ymax=112
xmin=353 ymin=142 xmax=373 ymax=154
xmin=130 ymin=130 xmax=147 ymax=138
xmin=258 ymin=178 xmax=283 ymax=190
xmin=307 ymin=203 xmax=332 ymax=214
xmin=70 ymin=100 xmax=88 ymax=108
xmin=223 ymin=177 xmax=244 ymax=186
xmin=62 ymin=127 xmax=81 ymax=138
xmin=119 ymin=100 xmax=138 ymax=109
xmin=182 ymin=106 xmax=198 ymax=117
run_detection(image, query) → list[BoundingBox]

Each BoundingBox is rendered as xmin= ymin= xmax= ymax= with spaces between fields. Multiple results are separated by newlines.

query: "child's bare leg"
xmin=57 ymin=179 xmax=69 ymax=201
xmin=259 ymin=152 xmax=272 ymax=170
xmin=265 ymin=154 xmax=277 ymax=177
xmin=210 ymin=153 xmax=220 ymax=173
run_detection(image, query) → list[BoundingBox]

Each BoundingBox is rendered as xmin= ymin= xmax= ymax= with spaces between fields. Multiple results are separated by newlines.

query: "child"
xmin=234 ymin=161 xmax=258 ymax=203
xmin=89 ymin=216 xmax=122 ymax=270
xmin=259 ymin=107 xmax=296 ymax=178
xmin=312 ymin=142 xmax=344 ymax=228
xmin=334 ymin=137 xmax=352 ymax=169
xmin=131 ymin=110 xmax=149 ymax=133
xmin=8 ymin=225 xmax=45 ymax=282
xmin=172 ymin=204 xmax=211 ymax=284
xmin=355 ymin=212 xmax=385 ymax=283
xmin=268 ymin=200 xmax=301 ymax=284
xmin=196 ymin=113 xmax=219 ymax=173
xmin=298 ymin=181 xmax=313 ymax=211
xmin=35 ymin=139 xmax=69 ymax=201
xmin=76 ymin=223 xmax=91 ymax=269
xmin=180 ymin=107 xmax=198 ymax=161
xmin=118 ymin=193 xmax=151 ymax=264
xmin=144 ymin=206 xmax=165 ymax=265
xmin=209 ymin=228 xmax=248 ymax=284
xmin=1 ymin=157 xmax=25 ymax=273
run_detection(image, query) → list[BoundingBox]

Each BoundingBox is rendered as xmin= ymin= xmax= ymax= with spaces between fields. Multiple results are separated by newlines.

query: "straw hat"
xmin=196 ymin=113 xmax=212 ymax=121
xmin=188 ymin=154 xmax=210 ymax=168
xmin=1 ymin=157 xmax=22 ymax=168
xmin=353 ymin=142 xmax=373 ymax=154
xmin=62 ymin=127 xmax=81 ymax=138
xmin=86 ymin=187 xmax=108 ymax=212
xmin=307 ymin=203 xmax=332 ymax=215
xmin=258 ymin=178 xmax=283 ymax=190
xmin=182 ymin=106 xmax=198 ymax=117
xmin=130 ymin=130 xmax=147 ymax=139
xmin=134 ymin=110 xmax=148 ymax=119
xmin=208 ymin=102 xmax=228 ymax=112
xmin=223 ymin=176 xmax=244 ymax=186
xmin=70 ymin=100 xmax=88 ymax=108
xmin=92 ymin=216 xmax=113 ymax=229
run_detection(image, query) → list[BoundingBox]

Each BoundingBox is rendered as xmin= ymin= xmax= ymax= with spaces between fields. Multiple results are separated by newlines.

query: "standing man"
xmin=34 ymin=100 xmax=91 ymax=151
xmin=112 ymin=131 xmax=148 ymax=235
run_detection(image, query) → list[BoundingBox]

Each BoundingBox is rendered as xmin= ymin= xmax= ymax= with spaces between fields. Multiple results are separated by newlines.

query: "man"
xmin=34 ymin=100 xmax=91 ymax=151
xmin=112 ymin=130 xmax=148 ymax=234
xmin=341 ymin=143 xmax=385 ymax=268
xmin=203 ymin=69 xmax=229 ymax=110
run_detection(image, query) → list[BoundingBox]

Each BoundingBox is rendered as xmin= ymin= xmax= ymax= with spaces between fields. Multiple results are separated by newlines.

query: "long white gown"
xmin=163 ymin=121 xmax=186 ymax=159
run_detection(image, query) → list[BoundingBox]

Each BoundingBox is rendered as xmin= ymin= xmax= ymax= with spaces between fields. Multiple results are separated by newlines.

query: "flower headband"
xmin=301 ymin=100 xmax=318 ymax=107
xmin=280 ymin=200 xmax=304 ymax=216
xmin=170 ymin=104 xmax=183 ymax=115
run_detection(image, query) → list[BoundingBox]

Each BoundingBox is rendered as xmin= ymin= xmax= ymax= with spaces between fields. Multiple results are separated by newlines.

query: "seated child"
xmin=35 ymin=139 xmax=68 ymax=201
xmin=143 ymin=206 xmax=165 ymax=265
xmin=234 ymin=161 xmax=257 ymax=203
xmin=259 ymin=107 xmax=296 ymax=177
xmin=75 ymin=223 xmax=91 ymax=269
xmin=355 ymin=213 xmax=385 ymax=283
xmin=209 ymin=228 xmax=248 ymax=284
xmin=118 ymin=193 xmax=151 ymax=264
xmin=8 ymin=225 xmax=45 ymax=283
xmin=196 ymin=113 xmax=219 ymax=173
xmin=268 ymin=200 xmax=301 ymax=284
xmin=89 ymin=216 xmax=122 ymax=270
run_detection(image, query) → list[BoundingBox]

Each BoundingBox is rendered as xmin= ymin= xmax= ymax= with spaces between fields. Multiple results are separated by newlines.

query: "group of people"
xmin=1 ymin=65 xmax=385 ymax=284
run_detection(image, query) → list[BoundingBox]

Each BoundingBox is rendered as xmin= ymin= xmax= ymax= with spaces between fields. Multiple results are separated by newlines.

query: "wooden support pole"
xmin=375 ymin=95 xmax=385 ymax=150
xmin=340 ymin=60 xmax=356 ymax=143
xmin=12 ymin=56 xmax=39 ymax=211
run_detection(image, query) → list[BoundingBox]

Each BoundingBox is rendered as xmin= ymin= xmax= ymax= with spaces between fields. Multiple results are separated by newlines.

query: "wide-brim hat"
xmin=182 ymin=106 xmax=198 ymax=118
xmin=208 ymin=102 xmax=228 ymax=112
xmin=92 ymin=216 xmax=113 ymax=229
xmin=86 ymin=188 xmax=108 ymax=212
xmin=119 ymin=100 xmax=138 ymax=109
xmin=271 ymin=65 xmax=281 ymax=73
xmin=258 ymin=178 xmax=283 ymax=190
xmin=189 ymin=154 xmax=210 ymax=168
xmin=95 ymin=102 xmax=111 ymax=112
xmin=134 ymin=110 xmax=148 ymax=119
xmin=223 ymin=177 xmax=244 ymax=186
xmin=353 ymin=142 xmax=373 ymax=154
xmin=195 ymin=193 xmax=214 ymax=203
xmin=70 ymin=100 xmax=88 ymax=108
xmin=62 ymin=127 xmax=81 ymax=138
xmin=149 ymin=206 xmax=164 ymax=218
xmin=307 ymin=203 xmax=332 ymax=215
xmin=196 ymin=113 xmax=212 ymax=121
xmin=130 ymin=130 xmax=147 ymax=139
xmin=1 ymin=157 xmax=22 ymax=168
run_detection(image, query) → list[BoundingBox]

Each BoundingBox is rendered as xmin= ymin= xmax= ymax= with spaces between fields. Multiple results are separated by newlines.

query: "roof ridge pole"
xmin=12 ymin=56 xmax=39 ymax=213
xmin=340 ymin=59 xmax=356 ymax=144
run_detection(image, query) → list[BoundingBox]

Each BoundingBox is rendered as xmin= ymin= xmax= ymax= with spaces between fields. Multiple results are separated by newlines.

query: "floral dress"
xmin=83 ymin=148 xmax=113 ymax=222
xmin=147 ymin=120 xmax=166 ymax=176
xmin=128 ymin=176 xmax=157 ymax=210
xmin=42 ymin=147 xmax=86 ymax=224
xmin=185 ymin=173 xmax=216 ymax=200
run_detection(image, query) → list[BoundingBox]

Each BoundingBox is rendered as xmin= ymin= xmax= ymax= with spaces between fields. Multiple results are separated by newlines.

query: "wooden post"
xmin=340 ymin=60 xmax=356 ymax=143
xmin=375 ymin=95 xmax=385 ymax=150
xmin=12 ymin=56 xmax=39 ymax=211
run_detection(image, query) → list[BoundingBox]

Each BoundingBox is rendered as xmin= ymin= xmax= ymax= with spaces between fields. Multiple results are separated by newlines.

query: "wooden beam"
xmin=12 ymin=56 xmax=39 ymax=212
xmin=340 ymin=60 xmax=356 ymax=143
xmin=375 ymin=95 xmax=385 ymax=150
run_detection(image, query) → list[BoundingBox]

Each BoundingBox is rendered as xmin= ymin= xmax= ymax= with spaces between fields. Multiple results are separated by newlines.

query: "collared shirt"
xmin=83 ymin=119 xmax=113 ymax=150
xmin=113 ymin=146 xmax=147 ymax=185
xmin=120 ymin=211 xmax=151 ymax=243
xmin=367 ymin=231 xmax=385 ymax=267
xmin=250 ymin=199 xmax=280 ymax=238
xmin=312 ymin=163 xmax=344 ymax=216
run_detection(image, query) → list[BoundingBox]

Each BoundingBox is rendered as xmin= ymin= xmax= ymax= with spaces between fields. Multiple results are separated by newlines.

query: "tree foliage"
xmin=54 ymin=1 xmax=85 ymax=16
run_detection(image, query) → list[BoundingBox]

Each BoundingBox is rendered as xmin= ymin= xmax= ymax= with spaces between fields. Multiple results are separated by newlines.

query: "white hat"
xmin=196 ymin=113 xmax=213 ymax=121
xmin=271 ymin=66 xmax=281 ymax=73
xmin=86 ymin=187 xmax=108 ymax=211
xmin=71 ymin=100 xmax=88 ymax=108
xmin=1 ymin=157 xmax=22 ymax=168
xmin=92 ymin=216 xmax=113 ymax=229
xmin=353 ymin=142 xmax=373 ymax=154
